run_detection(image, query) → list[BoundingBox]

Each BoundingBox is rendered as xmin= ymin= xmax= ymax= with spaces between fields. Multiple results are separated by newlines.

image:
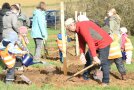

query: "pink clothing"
xmin=18 ymin=26 xmax=29 ymax=45
xmin=121 ymin=33 xmax=128 ymax=50
xmin=19 ymin=26 xmax=28 ymax=34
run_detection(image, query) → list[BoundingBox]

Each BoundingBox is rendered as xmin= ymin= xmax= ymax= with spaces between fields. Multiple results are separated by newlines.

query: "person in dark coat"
xmin=0 ymin=3 xmax=11 ymax=42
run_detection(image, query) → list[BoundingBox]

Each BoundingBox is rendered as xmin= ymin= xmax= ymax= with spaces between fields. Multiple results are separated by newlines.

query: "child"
xmin=15 ymin=26 xmax=29 ymax=70
xmin=120 ymin=27 xmax=133 ymax=64
xmin=0 ymin=32 xmax=27 ymax=84
xmin=17 ymin=26 xmax=29 ymax=51
xmin=56 ymin=33 xmax=71 ymax=63
xmin=56 ymin=33 xmax=64 ymax=63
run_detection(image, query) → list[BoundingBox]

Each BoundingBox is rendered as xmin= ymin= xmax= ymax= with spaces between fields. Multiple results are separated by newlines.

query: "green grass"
xmin=129 ymin=36 xmax=134 ymax=58
xmin=60 ymin=85 xmax=134 ymax=90
xmin=0 ymin=82 xmax=57 ymax=90
xmin=0 ymin=82 xmax=134 ymax=90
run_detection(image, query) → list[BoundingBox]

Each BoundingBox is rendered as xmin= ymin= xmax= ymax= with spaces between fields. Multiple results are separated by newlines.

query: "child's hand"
xmin=22 ymin=51 xmax=27 ymax=55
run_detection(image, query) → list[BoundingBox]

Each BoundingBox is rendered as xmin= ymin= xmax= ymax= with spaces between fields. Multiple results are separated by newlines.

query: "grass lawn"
xmin=0 ymin=28 xmax=134 ymax=90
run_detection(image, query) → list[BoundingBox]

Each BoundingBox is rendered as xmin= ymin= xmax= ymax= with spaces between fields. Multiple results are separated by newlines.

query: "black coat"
xmin=0 ymin=9 xmax=10 ymax=34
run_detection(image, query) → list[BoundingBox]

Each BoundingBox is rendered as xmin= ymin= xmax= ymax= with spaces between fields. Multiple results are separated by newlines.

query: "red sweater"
xmin=76 ymin=21 xmax=112 ymax=57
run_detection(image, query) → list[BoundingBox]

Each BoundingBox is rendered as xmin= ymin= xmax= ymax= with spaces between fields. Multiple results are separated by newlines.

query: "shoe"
xmin=5 ymin=80 xmax=13 ymax=84
xmin=121 ymin=74 xmax=127 ymax=80
xmin=33 ymin=56 xmax=40 ymax=61
xmin=82 ymin=72 xmax=90 ymax=80
xmin=101 ymin=83 xmax=109 ymax=87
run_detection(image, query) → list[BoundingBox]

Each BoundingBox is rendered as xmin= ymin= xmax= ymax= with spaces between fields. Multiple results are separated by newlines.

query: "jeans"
xmin=59 ymin=50 xmax=63 ymax=63
xmin=6 ymin=67 xmax=15 ymax=81
xmin=110 ymin=58 xmax=126 ymax=75
xmin=84 ymin=45 xmax=110 ymax=83
xmin=34 ymin=38 xmax=43 ymax=60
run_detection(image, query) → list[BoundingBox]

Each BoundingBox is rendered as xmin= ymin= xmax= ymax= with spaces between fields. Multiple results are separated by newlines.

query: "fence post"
xmin=75 ymin=11 xmax=80 ymax=56
xmin=83 ymin=12 xmax=86 ymax=16
xmin=60 ymin=2 xmax=67 ymax=75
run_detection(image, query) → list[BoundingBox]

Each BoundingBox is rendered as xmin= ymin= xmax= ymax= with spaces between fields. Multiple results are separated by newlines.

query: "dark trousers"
xmin=6 ymin=67 xmax=15 ymax=81
xmin=6 ymin=57 xmax=23 ymax=81
xmin=110 ymin=58 xmax=126 ymax=75
xmin=59 ymin=50 xmax=63 ymax=63
xmin=84 ymin=45 xmax=110 ymax=83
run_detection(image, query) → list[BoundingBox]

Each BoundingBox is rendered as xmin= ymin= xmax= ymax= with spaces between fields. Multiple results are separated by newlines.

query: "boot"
xmin=121 ymin=74 xmax=127 ymax=80
xmin=5 ymin=80 xmax=14 ymax=84
xmin=82 ymin=71 xmax=90 ymax=80
xmin=101 ymin=83 xmax=109 ymax=87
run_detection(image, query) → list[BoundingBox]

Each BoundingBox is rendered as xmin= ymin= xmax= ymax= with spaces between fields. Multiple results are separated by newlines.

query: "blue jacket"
xmin=31 ymin=9 xmax=48 ymax=40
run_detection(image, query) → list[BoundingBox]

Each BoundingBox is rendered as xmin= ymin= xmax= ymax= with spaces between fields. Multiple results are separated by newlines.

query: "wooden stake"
xmin=60 ymin=2 xmax=67 ymax=75
xmin=79 ymin=12 xmax=82 ymax=15
xmin=83 ymin=12 xmax=86 ymax=16
xmin=75 ymin=11 xmax=80 ymax=56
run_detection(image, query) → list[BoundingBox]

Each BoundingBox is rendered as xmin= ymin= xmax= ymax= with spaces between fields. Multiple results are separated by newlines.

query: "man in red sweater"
xmin=65 ymin=18 xmax=112 ymax=86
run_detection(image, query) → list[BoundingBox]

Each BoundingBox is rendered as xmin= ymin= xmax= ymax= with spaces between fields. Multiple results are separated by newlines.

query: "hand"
xmin=22 ymin=51 xmax=27 ymax=55
xmin=93 ymin=56 xmax=101 ymax=65
xmin=80 ymin=53 xmax=86 ymax=64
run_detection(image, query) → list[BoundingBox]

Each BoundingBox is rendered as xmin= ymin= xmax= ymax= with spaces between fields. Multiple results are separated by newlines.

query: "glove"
xmin=93 ymin=56 xmax=101 ymax=65
xmin=80 ymin=53 xmax=86 ymax=64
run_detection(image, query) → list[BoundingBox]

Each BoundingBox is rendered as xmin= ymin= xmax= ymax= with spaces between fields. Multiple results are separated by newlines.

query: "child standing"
xmin=120 ymin=27 xmax=133 ymax=64
xmin=56 ymin=33 xmax=64 ymax=63
xmin=56 ymin=33 xmax=71 ymax=63
xmin=17 ymin=26 xmax=29 ymax=51
xmin=15 ymin=26 xmax=29 ymax=69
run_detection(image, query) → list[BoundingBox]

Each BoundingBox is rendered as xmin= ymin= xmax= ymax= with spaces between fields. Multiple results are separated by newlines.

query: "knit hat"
xmin=77 ymin=15 xmax=89 ymax=21
xmin=120 ymin=27 xmax=128 ymax=34
xmin=65 ymin=18 xmax=74 ymax=26
xmin=19 ymin=26 xmax=28 ymax=34
xmin=57 ymin=33 xmax=62 ymax=40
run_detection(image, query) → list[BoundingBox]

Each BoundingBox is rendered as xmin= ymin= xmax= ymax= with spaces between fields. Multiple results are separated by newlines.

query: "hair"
xmin=2 ymin=2 xmax=10 ymax=10
xmin=109 ymin=8 xmax=121 ymax=21
xmin=11 ymin=4 xmax=19 ymax=11
xmin=16 ymin=3 xmax=21 ymax=7
xmin=15 ymin=3 xmax=21 ymax=14
xmin=36 ymin=2 xmax=46 ymax=10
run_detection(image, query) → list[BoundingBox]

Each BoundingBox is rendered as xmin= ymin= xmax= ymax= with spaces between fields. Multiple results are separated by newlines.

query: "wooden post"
xmin=60 ymin=2 xmax=67 ymax=75
xmin=75 ymin=11 xmax=80 ymax=56
xmin=83 ymin=12 xmax=86 ymax=16
xmin=79 ymin=12 xmax=82 ymax=15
